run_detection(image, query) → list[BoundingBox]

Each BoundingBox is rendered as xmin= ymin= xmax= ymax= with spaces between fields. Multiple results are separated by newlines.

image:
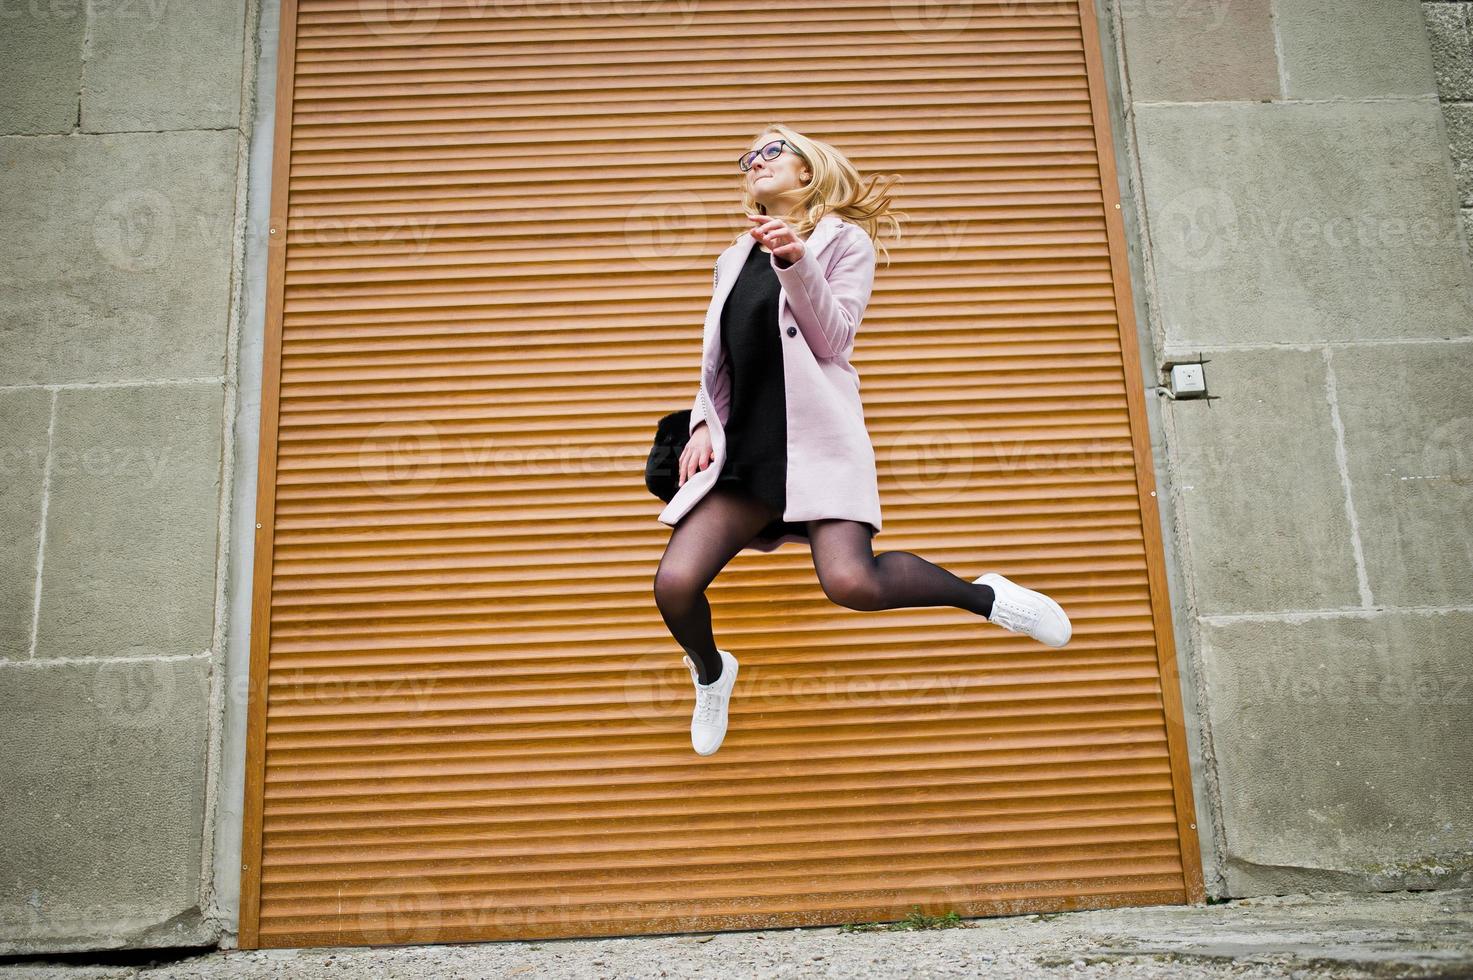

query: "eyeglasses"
xmin=739 ymin=139 xmax=807 ymax=173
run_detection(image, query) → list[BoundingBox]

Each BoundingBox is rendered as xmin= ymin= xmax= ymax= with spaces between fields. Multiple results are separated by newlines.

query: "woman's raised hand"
xmin=679 ymin=422 xmax=714 ymax=487
xmin=748 ymin=214 xmax=805 ymax=266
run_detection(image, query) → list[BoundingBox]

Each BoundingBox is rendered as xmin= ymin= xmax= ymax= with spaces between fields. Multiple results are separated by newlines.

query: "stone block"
xmin=0 ymin=656 xmax=211 ymax=946
xmin=0 ymin=131 xmax=238 ymax=385
xmin=0 ymin=1 xmax=86 ymax=134
xmin=82 ymin=0 xmax=245 ymax=132
xmin=1136 ymin=101 xmax=1473 ymax=346
xmin=1276 ymin=0 xmax=1437 ymax=99
xmin=1200 ymin=611 xmax=1473 ymax=894
xmin=1425 ymin=1 xmax=1473 ymax=100
xmin=1446 ymin=101 xmax=1473 ymax=208
xmin=0 ymin=389 xmax=52 ymax=661
xmin=33 ymin=383 xmax=223 ymax=660
xmin=1329 ymin=343 xmax=1473 ymax=606
xmin=1118 ymin=0 xmax=1278 ymax=103
xmin=1165 ymin=348 xmax=1363 ymax=615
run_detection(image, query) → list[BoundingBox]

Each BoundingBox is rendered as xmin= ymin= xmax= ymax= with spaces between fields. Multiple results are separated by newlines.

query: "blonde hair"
xmin=731 ymin=123 xmax=907 ymax=267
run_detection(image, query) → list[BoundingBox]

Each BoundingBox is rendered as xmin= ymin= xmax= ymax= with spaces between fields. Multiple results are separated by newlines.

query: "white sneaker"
xmin=681 ymin=649 xmax=739 ymax=756
xmin=975 ymin=572 xmax=1072 ymax=648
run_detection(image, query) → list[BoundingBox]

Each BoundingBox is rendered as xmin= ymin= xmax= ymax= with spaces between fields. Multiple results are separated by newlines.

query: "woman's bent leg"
xmin=654 ymin=486 xmax=781 ymax=683
xmin=806 ymin=518 xmax=995 ymax=616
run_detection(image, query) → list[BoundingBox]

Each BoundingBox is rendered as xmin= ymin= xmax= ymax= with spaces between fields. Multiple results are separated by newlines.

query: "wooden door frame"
xmin=238 ymin=0 xmax=299 ymax=949
xmin=1078 ymin=0 xmax=1207 ymax=903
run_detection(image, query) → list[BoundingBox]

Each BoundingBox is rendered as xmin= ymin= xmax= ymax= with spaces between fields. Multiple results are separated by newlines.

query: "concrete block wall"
xmin=1107 ymin=0 xmax=1473 ymax=896
xmin=0 ymin=0 xmax=255 ymax=954
xmin=1425 ymin=1 xmax=1473 ymax=250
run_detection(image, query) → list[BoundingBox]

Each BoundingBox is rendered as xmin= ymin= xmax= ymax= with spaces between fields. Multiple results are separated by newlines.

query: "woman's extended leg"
xmin=653 ymin=486 xmax=782 ymax=684
xmin=806 ymin=518 xmax=995 ymax=616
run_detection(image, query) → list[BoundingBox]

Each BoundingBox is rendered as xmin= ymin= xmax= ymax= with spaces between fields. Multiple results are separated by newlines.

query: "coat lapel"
xmin=703 ymin=214 xmax=847 ymax=363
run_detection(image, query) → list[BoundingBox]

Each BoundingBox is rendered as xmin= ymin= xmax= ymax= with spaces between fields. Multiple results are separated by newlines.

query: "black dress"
xmin=713 ymin=245 xmax=810 ymax=543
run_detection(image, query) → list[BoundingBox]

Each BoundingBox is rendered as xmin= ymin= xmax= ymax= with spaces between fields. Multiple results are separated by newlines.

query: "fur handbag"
xmin=645 ymin=409 xmax=693 ymax=503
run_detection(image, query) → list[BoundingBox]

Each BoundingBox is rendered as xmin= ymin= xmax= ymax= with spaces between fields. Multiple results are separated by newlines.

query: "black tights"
xmin=653 ymin=486 xmax=995 ymax=685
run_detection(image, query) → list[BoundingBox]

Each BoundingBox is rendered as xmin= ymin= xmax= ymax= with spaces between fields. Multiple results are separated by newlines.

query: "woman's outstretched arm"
xmin=771 ymin=228 xmax=877 ymax=359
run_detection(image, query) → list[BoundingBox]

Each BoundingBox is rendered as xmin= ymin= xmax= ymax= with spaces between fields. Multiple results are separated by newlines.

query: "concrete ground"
xmin=1 ymin=888 xmax=1470 ymax=979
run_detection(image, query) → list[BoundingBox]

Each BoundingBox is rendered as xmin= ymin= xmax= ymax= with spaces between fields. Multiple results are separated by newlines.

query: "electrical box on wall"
xmin=1158 ymin=354 xmax=1214 ymax=402
xmin=1171 ymin=363 xmax=1205 ymax=394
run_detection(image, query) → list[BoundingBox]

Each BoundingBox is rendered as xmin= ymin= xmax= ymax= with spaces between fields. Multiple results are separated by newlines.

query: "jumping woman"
xmin=653 ymin=124 xmax=1072 ymax=756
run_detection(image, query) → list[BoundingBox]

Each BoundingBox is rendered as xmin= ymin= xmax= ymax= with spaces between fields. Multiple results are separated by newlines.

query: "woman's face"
xmin=744 ymin=136 xmax=807 ymax=210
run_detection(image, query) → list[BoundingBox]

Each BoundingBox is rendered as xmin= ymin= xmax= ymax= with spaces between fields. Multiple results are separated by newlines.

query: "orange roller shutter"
xmin=239 ymin=0 xmax=1205 ymax=948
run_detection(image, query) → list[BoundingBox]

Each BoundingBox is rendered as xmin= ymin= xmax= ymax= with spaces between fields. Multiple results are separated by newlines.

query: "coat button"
xmin=786 ymin=326 xmax=797 ymax=337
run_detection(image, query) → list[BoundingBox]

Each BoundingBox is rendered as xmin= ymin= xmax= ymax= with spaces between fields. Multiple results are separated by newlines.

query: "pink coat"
xmin=657 ymin=213 xmax=882 ymax=552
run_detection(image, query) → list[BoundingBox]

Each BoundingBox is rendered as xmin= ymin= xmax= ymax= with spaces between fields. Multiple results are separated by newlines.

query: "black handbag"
xmin=645 ymin=408 xmax=693 ymax=503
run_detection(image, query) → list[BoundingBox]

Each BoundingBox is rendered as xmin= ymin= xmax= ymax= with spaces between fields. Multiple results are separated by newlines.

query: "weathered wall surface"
xmin=1426 ymin=0 xmax=1473 ymax=251
xmin=1109 ymin=0 xmax=1473 ymax=896
xmin=0 ymin=0 xmax=257 ymax=954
